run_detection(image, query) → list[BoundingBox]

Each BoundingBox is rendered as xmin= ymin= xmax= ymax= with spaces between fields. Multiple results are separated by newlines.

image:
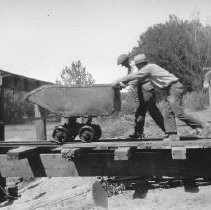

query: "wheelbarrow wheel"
xmin=79 ymin=126 xmax=95 ymax=143
xmin=91 ymin=124 xmax=102 ymax=140
xmin=52 ymin=126 xmax=68 ymax=144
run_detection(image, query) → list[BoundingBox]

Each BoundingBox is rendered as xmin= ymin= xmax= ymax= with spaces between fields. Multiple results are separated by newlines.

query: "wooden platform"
xmin=62 ymin=137 xmax=211 ymax=149
xmin=1 ymin=138 xmax=211 ymax=178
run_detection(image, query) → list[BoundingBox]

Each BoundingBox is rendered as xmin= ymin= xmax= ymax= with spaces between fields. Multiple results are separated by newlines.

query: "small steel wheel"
xmin=52 ymin=126 xmax=68 ymax=144
xmin=79 ymin=125 xmax=95 ymax=143
xmin=91 ymin=124 xmax=102 ymax=141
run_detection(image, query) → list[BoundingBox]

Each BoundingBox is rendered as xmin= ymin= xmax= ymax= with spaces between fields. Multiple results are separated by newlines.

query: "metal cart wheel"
xmin=79 ymin=125 xmax=95 ymax=143
xmin=91 ymin=124 xmax=102 ymax=140
xmin=52 ymin=126 xmax=68 ymax=144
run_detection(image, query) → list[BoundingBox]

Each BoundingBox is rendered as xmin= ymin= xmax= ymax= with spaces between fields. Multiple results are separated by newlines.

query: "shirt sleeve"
xmin=127 ymin=79 xmax=138 ymax=87
xmin=115 ymin=68 xmax=150 ymax=86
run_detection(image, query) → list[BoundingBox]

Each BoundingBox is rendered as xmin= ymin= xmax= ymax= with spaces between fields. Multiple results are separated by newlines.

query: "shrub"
xmin=183 ymin=90 xmax=209 ymax=111
xmin=97 ymin=115 xmax=133 ymax=138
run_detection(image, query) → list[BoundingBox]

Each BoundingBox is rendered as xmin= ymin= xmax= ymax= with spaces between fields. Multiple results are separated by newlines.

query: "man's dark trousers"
xmin=134 ymin=83 xmax=166 ymax=135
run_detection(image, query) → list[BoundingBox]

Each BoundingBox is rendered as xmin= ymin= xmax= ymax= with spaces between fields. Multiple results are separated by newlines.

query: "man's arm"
xmin=113 ymin=70 xmax=150 ymax=86
xmin=127 ymin=79 xmax=139 ymax=88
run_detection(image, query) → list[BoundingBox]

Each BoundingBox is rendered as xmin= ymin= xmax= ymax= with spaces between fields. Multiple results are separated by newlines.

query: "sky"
xmin=0 ymin=0 xmax=211 ymax=84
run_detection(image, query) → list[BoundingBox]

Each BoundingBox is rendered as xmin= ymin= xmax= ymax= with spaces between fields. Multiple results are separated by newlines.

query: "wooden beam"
xmin=62 ymin=139 xmax=211 ymax=150
xmin=1 ymin=138 xmax=211 ymax=150
xmin=114 ymin=147 xmax=135 ymax=160
xmin=1 ymin=148 xmax=211 ymax=177
xmin=7 ymin=146 xmax=38 ymax=160
xmin=35 ymin=105 xmax=47 ymax=140
xmin=171 ymin=147 xmax=186 ymax=160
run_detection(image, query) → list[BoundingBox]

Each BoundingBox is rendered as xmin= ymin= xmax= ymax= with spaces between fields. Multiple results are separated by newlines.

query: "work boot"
xmin=129 ymin=133 xmax=145 ymax=139
xmin=163 ymin=133 xmax=180 ymax=141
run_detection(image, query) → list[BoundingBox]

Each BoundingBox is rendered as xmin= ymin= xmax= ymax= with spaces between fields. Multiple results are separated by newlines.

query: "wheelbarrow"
xmin=26 ymin=84 xmax=121 ymax=144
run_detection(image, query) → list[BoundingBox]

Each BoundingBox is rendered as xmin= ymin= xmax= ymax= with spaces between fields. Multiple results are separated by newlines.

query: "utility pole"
xmin=0 ymin=74 xmax=4 ymax=141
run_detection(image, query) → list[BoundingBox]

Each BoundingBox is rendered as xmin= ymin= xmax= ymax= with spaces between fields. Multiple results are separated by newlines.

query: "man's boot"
xmin=163 ymin=133 xmax=180 ymax=141
xmin=129 ymin=133 xmax=145 ymax=139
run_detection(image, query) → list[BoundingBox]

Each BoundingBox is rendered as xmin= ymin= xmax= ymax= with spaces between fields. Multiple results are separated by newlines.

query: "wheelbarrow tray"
xmin=26 ymin=84 xmax=121 ymax=117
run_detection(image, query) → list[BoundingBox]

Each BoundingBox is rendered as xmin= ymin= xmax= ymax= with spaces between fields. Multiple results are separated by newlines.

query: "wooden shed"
xmin=0 ymin=69 xmax=53 ymax=141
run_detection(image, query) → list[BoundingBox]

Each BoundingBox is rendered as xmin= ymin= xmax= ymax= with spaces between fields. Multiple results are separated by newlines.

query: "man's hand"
xmin=113 ymin=82 xmax=126 ymax=90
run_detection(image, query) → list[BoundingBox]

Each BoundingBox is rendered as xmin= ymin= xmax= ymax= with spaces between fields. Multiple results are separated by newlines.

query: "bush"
xmin=132 ymin=15 xmax=211 ymax=92
xmin=183 ymin=90 xmax=209 ymax=111
xmin=4 ymin=90 xmax=34 ymax=124
xmin=97 ymin=115 xmax=133 ymax=138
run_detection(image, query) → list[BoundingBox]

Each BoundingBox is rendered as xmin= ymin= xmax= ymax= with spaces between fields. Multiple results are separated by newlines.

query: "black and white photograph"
xmin=0 ymin=0 xmax=211 ymax=209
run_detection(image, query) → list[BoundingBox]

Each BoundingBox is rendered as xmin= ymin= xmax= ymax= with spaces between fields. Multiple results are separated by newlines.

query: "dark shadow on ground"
xmin=101 ymin=177 xmax=211 ymax=199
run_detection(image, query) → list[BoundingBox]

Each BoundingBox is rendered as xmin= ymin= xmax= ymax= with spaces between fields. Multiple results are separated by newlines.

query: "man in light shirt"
xmin=115 ymin=54 xmax=211 ymax=141
xmin=203 ymin=69 xmax=211 ymax=89
xmin=117 ymin=54 xmax=166 ymax=139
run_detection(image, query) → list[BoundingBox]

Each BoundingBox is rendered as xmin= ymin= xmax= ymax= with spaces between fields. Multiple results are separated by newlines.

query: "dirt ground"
xmin=1 ymin=177 xmax=211 ymax=210
xmin=109 ymin=184 xmax=211 ymax=210
xmin=1 ymin=110 xmax=211 ymax=209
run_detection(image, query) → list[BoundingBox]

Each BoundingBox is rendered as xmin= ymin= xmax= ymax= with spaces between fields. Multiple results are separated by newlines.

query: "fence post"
xmin=0 ymin=76 xmax=4 ymax=141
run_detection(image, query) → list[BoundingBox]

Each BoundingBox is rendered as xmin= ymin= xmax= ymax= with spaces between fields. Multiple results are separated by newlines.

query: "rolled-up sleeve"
xmin=114 ymin=63 xmax=178 ymax=89
xmin=128 ymin=79 xmax=138 ymax=87
xmin=115 ymin=69 xmax=150 ymax=86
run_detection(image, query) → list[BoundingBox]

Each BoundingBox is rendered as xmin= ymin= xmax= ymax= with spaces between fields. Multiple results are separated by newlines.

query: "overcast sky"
xmin=0 ymin=0 xmax=211 ymax=84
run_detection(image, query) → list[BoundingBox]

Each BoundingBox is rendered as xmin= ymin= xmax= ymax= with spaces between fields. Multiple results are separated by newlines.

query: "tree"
xmin=56 ymin=60 xmax=95 ymax=85
xmin=4 ymin=90 xmax=34 ymax=124
xmin=132 ymin=15 xmax=211 ymax=91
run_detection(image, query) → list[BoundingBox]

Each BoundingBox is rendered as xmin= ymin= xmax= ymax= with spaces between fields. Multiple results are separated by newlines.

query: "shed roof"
xmin=0 ymin=69 xmax=54 ymax=92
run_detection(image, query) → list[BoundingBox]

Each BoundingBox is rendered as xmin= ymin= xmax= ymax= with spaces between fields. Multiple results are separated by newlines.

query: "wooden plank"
xmin=1 ymin=148 xmax=211 ymax=177
xmin=35 ymin=105 xmax=47 ymax=140
xmin=114 ymin=147 xmax=134 ymax=160
xmin=0 ymin=154 xmax=77 ymax=177
xmin=7 ymin=146 xmax=38 ymax=160
xmin=1 ymin=138 xmax=211 ymax=150
xmin=63 ymin=139 xmax=211 ymax=150
xmin=171 ymin=147 xmax=186 ymax=160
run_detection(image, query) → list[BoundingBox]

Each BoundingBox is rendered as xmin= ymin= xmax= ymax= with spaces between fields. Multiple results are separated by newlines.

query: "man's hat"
xmin=117 ymin=54 xmax=129 ymax=65
xmin=134 ymin=54 xmax=147 ymax=65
